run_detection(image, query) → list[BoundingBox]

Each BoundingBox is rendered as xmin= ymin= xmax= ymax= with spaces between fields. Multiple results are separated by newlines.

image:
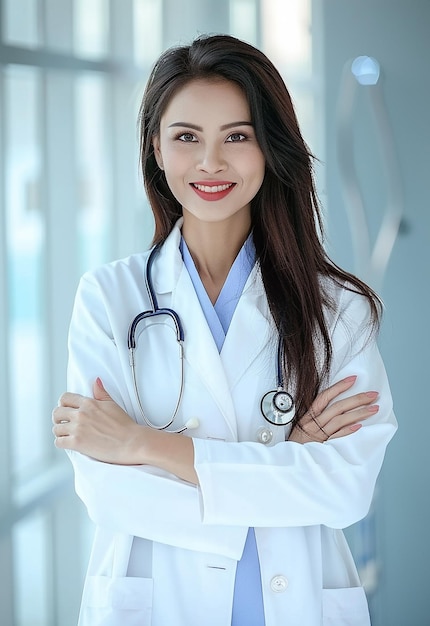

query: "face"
xmin=152 ymin=79 xmax=265 ymax=228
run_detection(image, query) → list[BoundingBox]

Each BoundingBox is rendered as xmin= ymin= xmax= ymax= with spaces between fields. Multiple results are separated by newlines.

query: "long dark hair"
xmin=138 ymin=34 xmax=382 ymax=421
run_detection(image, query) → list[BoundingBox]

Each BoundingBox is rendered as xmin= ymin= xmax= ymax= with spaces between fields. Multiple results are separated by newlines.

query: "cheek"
xmin=163 ymin=155 xmax=197 ymax=198
xmin=239 ymin=146 xmax=265 ymax=172
xmin=161 ymin=156 xmax=190 ymax=199
xmin=255 ymin=148 xmax=266 ymax=171
xmin=160 ymin=145 xmax=189 ymax=174
xmin=250 ymin=153 xmax=266 ymax=185
xmin=163 ymin=159 xmax=186 ymax=187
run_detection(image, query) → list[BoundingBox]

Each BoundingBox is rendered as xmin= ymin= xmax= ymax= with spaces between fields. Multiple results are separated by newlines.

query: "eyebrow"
xmin=167 ymin=121 xmax=254 ymax=131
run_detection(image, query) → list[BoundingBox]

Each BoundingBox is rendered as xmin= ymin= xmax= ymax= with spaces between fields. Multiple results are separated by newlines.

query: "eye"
xmin=177 ymin=132 xmax=197 ymax=142
xmin=226 ymin=132 xmax=247 ymax=143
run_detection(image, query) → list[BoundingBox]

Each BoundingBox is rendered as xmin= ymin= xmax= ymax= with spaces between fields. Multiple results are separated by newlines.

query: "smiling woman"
xmin=149 ymin=78 xmax=266 ymax=300
xmin=53 ymin=33 xmax=396 ymax=626
xmin=152 ymin=79 xmax=265 ymax=239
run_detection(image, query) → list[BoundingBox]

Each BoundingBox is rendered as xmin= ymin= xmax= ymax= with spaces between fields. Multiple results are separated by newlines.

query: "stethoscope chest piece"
xmin=260 ymin=389 xmax=295 ymax=426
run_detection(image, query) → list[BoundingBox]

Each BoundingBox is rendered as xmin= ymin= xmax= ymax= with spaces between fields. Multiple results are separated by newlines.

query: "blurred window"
xmin=230 ymin=0 xmax=258 ymax=45
xmin=0 ymin=2 xmax=318 ymax=624
xmin=261 ymin=0 xmax=315 ymax=150
xmin=4 ymin=67 xmax=48 ymax=482
xmin=3 ymin=0 xmax=40 ymax=47
xmin=75 ymin=73 xmax=112 ymax=274
xmin=73 ymin=0 xmax=109 ymax=60
xmin=0 ymin=1 xmax=154 ymax=624
xmin=134 ymin=0 xmax=163 ymax=66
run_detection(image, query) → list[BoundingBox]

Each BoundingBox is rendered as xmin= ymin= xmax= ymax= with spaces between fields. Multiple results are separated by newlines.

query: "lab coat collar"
xmin=152 ymin=218 xmax=265 ymax=299
xmin=151 ymin=219 xmax=185 ymax=294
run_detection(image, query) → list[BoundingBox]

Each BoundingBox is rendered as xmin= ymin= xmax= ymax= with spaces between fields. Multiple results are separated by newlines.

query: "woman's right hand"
xmin=288 ymin=375 xmax=379 ymax=444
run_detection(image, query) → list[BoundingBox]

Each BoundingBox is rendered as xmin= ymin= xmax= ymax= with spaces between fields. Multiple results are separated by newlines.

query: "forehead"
xmin=161 ymin=79 xmax=251 ymax=124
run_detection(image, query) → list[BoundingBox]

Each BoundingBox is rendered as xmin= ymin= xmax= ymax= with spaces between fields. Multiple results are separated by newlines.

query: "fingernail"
xmin=366 ymin=391 xmax=379 ymax=399
xmin=369 ymin=404 xmax=379 ymax=413
xmin=96 ymin=377 xmax=104 ymax=389
xmin=350 ymin=424 xmax=362 ymax=432
xmin=344 ymin=375 xmax=357 ymax=383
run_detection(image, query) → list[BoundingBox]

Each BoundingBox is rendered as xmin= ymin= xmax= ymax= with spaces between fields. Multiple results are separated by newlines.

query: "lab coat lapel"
xmin=151 ymin=222 xmax=274 ymax=439
xmin=171 ymin=265 xmax=239 ymax=440
xmin=220 ymin=265 xmax=275 ymax=391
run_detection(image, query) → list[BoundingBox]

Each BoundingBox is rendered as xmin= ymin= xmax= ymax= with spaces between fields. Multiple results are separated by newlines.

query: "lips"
xmin=190 ymin=181 xmax=236 ymax=201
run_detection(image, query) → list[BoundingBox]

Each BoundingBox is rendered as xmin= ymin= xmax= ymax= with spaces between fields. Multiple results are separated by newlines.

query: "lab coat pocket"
xmin=322 ymin=586 xmax=370 ymax=625
xmin=80 ymin=575 xmax=153 ymax=626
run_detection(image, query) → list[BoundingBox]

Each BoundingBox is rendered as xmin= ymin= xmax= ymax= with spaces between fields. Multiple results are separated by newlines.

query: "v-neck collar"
xmin=180 ymin=235 xmax=256 ymax=352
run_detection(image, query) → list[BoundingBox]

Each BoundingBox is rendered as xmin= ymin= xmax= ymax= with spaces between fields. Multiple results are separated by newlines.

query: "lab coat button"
xmin=256 ymin=427 xmax=273 ymax=445
xmin=270 ymin=575 xmax=288 ymax=593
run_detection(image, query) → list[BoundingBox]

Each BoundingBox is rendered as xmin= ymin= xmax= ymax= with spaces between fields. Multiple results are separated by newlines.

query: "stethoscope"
xmin=127 ymin=244 xmax=296 ymax=438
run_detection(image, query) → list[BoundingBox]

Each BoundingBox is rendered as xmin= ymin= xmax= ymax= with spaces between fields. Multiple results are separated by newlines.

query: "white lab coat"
xmin=66 ymin=220 xmax=396 ymax=626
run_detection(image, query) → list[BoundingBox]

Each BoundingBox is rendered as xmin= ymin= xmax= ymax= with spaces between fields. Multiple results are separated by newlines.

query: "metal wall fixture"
xmin=336 ymin=55 xmax=404 ymax=291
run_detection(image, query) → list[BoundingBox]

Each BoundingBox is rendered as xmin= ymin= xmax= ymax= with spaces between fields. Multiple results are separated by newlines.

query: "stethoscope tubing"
xmin=128 ymin=308 xmax=184 ymax=350
xmin=128 ymin=245 xmax=186 ymax=432
xmin=128 ymin=243 xmax=295 ymax=432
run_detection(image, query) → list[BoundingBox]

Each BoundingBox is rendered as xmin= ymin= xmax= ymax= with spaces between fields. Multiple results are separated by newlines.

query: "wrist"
xmin=139 ymin=427 xmax=198 ymax=484
xmin=126 ymin=423 xmax=154 ymax=465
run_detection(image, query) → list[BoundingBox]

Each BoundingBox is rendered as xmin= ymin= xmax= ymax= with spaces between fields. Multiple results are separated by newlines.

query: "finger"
xmin=318 ymin=392 xmax=379 ymax=428
xmin=309 ymin=413 xmax=330 ymax=438
xmin=52 ymin=422 xmax=70 ymax=437
xmin=92 ymin=378 xmax=113 ymax=402
xmin=52 ymin=405 xmax=74 ymax=424
xmin=300 ymin=401 xmax=378 ymax=441
xmin=310 ymin=376 xmax=357 ymax=415
xmin=53 ymin=432 xmax=72 ymax=450
xmin=329 ymin=423 xmax=362 ymax=440
xmin=290 ymin=421 xmax=326 ymax=444
xmin=330 ymin=391 xmax=378 ymax=413
xmin=58 ymin=392 xmax=84 ymax=408
xmin=324 ymin=404 xmax=379 ymax=436
xmin=294 ymin=409 xmax=333 ymax=442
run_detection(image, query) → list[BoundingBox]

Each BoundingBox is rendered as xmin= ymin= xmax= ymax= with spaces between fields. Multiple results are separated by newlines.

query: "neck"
xmin=181 ymin=213 xmax=251 ymax=303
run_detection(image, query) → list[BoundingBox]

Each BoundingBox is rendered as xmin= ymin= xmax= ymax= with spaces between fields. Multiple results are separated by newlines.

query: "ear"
xmin=152 ymin=136 xmax=164 ymax=170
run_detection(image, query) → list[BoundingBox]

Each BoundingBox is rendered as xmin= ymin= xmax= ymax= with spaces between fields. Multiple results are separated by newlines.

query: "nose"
xmin=196 ymin=143 xmax=227 ymax=173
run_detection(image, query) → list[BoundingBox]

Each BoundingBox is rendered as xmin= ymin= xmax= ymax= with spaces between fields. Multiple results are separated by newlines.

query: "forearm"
xmin=53 ymin=394 xmax=198 ymax=484
xmin=66 ymin=449 xmax=247 ymax=558
xmin=141 ymin=427 xmax=198 ymax=485
xmin=193 ymin=418 xmax=396 ymax=528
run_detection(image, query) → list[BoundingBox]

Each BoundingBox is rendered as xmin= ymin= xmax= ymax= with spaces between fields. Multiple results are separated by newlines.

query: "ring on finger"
xmin=308 ymin=410 xmax=330 ymax=439
xmin=296 ymin=421 xmax=326 ymax=443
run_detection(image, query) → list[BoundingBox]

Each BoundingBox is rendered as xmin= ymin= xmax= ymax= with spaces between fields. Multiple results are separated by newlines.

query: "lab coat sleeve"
xmin=193 ymin=288 xmax=397 ymax=529
xmin=66 ymin=272 xmax=247 ymax=560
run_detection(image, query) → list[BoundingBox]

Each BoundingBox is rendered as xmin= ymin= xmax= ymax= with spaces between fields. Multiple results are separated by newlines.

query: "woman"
xmin=53 ymin=34 xmax=396 ymax=626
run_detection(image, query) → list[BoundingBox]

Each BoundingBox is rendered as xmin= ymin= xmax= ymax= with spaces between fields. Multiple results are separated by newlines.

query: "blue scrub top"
xmin=180 ymin=236 xmax=266 ymax=626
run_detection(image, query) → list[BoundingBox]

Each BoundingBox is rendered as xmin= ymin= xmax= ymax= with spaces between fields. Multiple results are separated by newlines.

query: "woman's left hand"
xmin=52 ymin=378 xmax=145 ymax=464
xmin=288 ymin=376 xmax=379 ymax=444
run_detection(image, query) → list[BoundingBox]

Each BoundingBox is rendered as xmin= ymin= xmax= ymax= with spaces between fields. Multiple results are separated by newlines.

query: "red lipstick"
xmin=190 ymin=181 xmax=236 ymax=202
